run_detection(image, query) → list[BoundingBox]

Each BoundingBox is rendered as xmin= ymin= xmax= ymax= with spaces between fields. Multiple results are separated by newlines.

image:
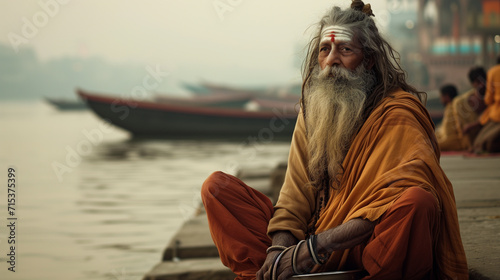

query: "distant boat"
xmin=182 ymin=81 xmax=303 ymax=97
xmin=77 ymin=89 xmax=298 ymax=140
xmin=155 ymin=92 xmax=300 ymax=112
xmin=45 ymin=97 xmax=88 ymax=111
xmin=181 ymin=81 xmax=268 ymax=97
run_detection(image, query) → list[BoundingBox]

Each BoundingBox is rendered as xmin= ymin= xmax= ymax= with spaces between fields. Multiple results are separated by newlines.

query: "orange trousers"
xmin=201 ymin=171 xmax=438 ymax=280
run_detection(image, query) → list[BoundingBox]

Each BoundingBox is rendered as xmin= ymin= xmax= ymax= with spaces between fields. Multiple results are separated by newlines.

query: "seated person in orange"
xmin=465 ymin=57 xmax=500 ymax=153
xmin=436 ymin=67 xmax=487 ymax=151
xmin=201 ymin=1 xmax=468 ymax=279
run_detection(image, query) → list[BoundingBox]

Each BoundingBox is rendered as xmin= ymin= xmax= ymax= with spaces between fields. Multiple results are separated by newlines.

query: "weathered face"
xmin=317 ymin=25 xmax=365 ymax=71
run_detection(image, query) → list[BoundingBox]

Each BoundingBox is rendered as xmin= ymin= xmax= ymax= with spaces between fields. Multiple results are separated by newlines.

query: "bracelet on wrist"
xmin=292 ymin=240 xmax=307 ymax=275
xmin=306 ymin=234 xmax=327 ymax=265
xmin=270 ymin=246 xmax=294 ymax=280
xmin=266 ymin=245 xmax=288 ymax=254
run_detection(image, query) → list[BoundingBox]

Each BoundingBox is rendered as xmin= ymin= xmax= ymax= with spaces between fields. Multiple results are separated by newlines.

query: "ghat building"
xmin=386 ymin=0 xmax=500 ymax=91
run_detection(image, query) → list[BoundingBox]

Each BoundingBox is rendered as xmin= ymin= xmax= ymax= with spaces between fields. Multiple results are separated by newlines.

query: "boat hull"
xmin=45 ymin=98 xmax=88 ymax=111
xmin=78 ymin=90 xmax=298 ymax=141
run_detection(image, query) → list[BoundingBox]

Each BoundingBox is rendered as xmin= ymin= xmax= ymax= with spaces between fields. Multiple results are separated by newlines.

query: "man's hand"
xmin=258 ymin=220 xmax=374 ymax=279
xmin=256 ymin=242 xmax=315 ymax=280
xmin=256 ymin=231 xmax=297 ymax=280
xmin=256 ymin=250 xmax=280 ymax=280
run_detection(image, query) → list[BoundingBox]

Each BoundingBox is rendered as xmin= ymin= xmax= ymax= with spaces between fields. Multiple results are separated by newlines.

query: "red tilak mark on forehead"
xmin=330 ymin=31 xmax=336 ymax=42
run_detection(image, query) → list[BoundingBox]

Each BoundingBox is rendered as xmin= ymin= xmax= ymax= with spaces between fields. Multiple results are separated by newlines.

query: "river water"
xmin=0 ymin=101 xmax=290 ymax=280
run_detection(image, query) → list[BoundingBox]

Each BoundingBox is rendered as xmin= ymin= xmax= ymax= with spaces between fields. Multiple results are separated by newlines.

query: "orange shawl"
xmin=480 ymin=64 xmax=500 ymax=125
xmin=268 ymin=90 xmax=468 ymax=279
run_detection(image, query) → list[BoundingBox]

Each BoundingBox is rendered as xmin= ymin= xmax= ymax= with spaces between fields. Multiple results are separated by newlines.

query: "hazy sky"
xmin=1 ymin=0 xmax=390 ymax=91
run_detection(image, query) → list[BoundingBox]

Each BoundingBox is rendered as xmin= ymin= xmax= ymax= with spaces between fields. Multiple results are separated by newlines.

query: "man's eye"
xmin=341 ymin=47 xmax=353 ymax=53
xmin=320 ymin=46 xmax=330 ymax=52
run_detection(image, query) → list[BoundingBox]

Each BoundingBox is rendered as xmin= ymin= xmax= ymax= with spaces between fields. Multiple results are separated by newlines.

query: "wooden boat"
xmin=77 ymin=89 xmax=298 ymax=140
xmin=182 ymin=81 xmax=303 ymax=98
xmin=182 ymin=81 xmax=268 ymax=97
xmin=153 ymin=93 xmax=253 ymax=109
xmin=247 ymin=96 xmax=300 ymax=112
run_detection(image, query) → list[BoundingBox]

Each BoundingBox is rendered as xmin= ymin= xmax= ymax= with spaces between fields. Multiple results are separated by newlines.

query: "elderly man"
xmin=201 ymin=1 xmax=468 ymax=279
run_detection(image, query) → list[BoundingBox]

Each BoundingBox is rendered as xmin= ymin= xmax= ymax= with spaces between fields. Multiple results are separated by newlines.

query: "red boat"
xmin=77 ymin=89 xmax=298 ymax=140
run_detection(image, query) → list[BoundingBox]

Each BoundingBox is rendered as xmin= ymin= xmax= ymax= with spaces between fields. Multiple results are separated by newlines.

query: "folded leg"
xmin=201 ymin=171 xmax=273 ymax=279
xmin=360 ymin=187 xmax=439 ymax=279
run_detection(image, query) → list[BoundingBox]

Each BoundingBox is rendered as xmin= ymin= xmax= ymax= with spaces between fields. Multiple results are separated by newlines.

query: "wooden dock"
xmin=143 ymin=155 xmax=500 ymax=280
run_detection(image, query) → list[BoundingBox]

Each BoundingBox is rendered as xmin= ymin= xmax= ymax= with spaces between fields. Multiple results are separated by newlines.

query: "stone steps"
xmin=144 ymin=156 xmax=500 ymax=280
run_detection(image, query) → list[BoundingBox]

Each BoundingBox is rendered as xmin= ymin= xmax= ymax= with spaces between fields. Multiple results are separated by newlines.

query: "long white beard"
xmin=305 ymin=64 xmax=376 ymax=189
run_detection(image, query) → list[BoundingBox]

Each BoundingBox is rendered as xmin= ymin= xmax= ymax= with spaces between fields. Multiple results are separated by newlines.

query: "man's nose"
xmin=325 ymin=48 xmax=341 ymax=67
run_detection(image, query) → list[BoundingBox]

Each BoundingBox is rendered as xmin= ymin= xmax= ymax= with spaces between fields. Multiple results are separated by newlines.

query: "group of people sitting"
xmin=436 ymin=57 xmax=500 ymax=153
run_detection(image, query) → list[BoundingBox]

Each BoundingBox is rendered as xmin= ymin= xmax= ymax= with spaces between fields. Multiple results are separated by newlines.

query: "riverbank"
xmin=143 ymin=154 xmax=500 ymax=280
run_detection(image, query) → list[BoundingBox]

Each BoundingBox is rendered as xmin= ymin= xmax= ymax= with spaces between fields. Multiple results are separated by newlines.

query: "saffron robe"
xmin=203 ymin=172 xmax=443 ymax=279
xmin=268 ymin=90 xmax=468 ymax=279
xmin=474 ymin=64 xmax=500 ymax=153
xmin=479 ymin=64 xmax=500 ymax=125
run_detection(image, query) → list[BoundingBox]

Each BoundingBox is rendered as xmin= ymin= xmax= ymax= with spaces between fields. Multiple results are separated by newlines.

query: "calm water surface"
xmin=0 ymin=101 xmax=290 ymax=280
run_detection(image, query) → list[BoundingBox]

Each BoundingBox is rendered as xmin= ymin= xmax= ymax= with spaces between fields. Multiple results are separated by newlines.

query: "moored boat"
xmin=153 ymin=93 xmax=253 ymax=109
xmin=77 ymin=89 xmax=298 ymax=140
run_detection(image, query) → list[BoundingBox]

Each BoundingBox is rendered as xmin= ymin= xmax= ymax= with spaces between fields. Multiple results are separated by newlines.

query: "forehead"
xmin=320 ymin=25 xmax=354 ymax=43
